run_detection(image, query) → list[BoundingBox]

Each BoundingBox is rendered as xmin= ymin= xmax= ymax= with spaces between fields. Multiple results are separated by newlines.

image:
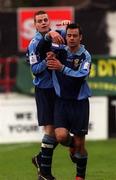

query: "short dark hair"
xmin=34 ymin=10 xmax=48 ymax=22
xmin=66 ymin=23 xmax=83 ymax=35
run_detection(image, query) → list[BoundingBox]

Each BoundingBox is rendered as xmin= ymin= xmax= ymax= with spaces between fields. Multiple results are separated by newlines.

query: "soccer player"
xmin=46 ymin=23 xmax=92 ymax=180
xmin=27 ymin=10 xmax=68 ymax=180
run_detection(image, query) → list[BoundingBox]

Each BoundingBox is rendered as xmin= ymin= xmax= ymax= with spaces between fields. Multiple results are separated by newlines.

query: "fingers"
xmin=48 ymin=31 xmax=65 ymax=44
xmin=46 ymin=51 xmax=56 ymax=58
xmin=61 ymin=20 xmax=71 ymax=26
xmin=56 ymin=20 xmax=71 ymax=26
xmin=47 ymin=59 xmax=62 ymax=70
xmin=53 ymin=36 xmax=64 ymax=44
xmin=47 ymin=59 xmax=56 ymax=69
xmin=46 ymin=51 xmax=56 ymax=62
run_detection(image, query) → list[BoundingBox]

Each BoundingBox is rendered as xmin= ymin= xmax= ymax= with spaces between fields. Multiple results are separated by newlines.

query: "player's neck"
xmin=69 ymin=44 xmax=80 ymax=53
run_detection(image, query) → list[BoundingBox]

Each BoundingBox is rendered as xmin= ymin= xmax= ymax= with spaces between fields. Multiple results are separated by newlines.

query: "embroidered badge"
xmin=74 ymin=59 xmax=80 ymax=68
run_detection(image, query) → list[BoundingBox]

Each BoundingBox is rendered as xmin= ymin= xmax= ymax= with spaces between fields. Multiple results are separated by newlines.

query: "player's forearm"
xmin=31 ymin=60 xmax=47 ymax=75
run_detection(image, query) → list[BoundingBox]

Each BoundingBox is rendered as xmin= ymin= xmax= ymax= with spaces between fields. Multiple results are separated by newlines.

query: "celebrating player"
xmin=27 ymin=10 xmax=70 ymax=180
xmin=46 ymin=23 xmax=92 ymax=180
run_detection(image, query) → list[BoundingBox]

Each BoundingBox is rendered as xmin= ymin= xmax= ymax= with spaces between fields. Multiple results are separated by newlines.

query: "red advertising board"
xmin=17 ymin=7 xmax=74 ymax=52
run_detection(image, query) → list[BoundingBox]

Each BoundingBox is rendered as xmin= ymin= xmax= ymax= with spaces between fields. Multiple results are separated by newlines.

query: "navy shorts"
xmin=54 ymin=97 xmax=89 ymax=136
xmin=35 ymin=86 xmax=56 ymax=126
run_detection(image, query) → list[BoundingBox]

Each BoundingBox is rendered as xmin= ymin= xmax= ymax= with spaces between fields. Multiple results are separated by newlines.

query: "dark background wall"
xmin=0 ymin=3 xmax=116 ymax=57
xmin=0 ymin=12 xmax=17 ymax=57
xmin=75 ymin=7 xmax=110 ymax=55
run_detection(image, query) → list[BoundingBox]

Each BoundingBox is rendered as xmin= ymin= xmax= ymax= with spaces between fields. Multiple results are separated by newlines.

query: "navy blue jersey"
xmin=36 ymin=37 xmax=92 ymax=100
xmin=52 ymin=44 xmax=92 ymax=100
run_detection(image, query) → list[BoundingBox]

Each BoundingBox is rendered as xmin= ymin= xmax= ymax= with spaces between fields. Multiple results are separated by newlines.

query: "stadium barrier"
xmin=0 ymin=94 xmax=108 ymax=143
xmin=14 ymin=56 xmax=116 ymax=96
xmin=0 ymin=93 xmax=43 ymax=143
xmin=1 ymin=56 xmax=116 ymax=96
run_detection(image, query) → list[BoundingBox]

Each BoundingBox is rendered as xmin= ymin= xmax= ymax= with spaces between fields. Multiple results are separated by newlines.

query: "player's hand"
xmin=46 ymin=51 xmax=56 ymax=61
xmin=56 ymin=20 xmax=71 ymax=26
xmin=47 ymin=31 xmax=65 ymax=44
xmin=61 ymin=20 xmax=71 ymax=26
xmin=47 ymin=57 xmax=63 ymax=71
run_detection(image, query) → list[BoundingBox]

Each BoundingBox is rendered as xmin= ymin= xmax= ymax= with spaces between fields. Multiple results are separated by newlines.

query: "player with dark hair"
xmin=27 ymin=10 xmax=70 ymax=180
xmin=46 ymin=23 xmax=92 ymax=180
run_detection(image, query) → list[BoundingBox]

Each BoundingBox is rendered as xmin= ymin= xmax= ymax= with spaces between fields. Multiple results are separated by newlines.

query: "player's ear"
xmin=80 ymin=34 xmax=83 ymax=42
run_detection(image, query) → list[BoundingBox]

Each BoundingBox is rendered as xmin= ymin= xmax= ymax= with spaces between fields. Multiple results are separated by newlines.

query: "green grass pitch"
xmin=0 ymin=139 xmax=116 ymax=180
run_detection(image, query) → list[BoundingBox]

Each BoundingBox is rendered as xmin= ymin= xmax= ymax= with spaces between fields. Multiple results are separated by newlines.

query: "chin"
xmin=42 ymin=27 xmax=49 ymax=32
xmin=41 ymin=30 xmax=48 ymax=35
xmin=70 ymin=44 xmax=76 ymax=47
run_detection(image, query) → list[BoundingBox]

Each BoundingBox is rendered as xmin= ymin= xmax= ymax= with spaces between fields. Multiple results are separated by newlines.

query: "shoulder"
xmin=80 ymin=45 xmax=91 ymax=61
xmin=84 ymin=49 xmax=91 ymax=57
xmin=28 ymin=32 xmax=43 ymax=48
xmin=84 ymin=50 xmax=91 ymax=62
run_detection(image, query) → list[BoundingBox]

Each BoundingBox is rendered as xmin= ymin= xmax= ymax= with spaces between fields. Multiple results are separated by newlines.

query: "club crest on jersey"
xmin=74 ymin=59 xmax=80 ymax=67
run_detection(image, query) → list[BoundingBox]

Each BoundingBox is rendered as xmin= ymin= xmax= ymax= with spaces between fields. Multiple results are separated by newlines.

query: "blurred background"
xmin=0 ymin=0 xmax=116 ymax=143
